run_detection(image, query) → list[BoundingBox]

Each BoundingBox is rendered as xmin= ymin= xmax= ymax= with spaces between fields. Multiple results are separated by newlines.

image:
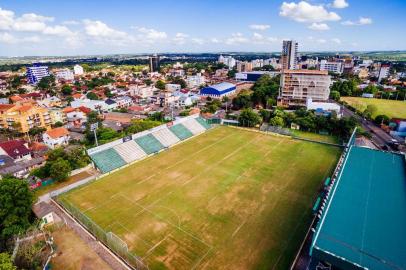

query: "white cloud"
xmin=0 ymin=8 xmax=14 ymax=30
xmin=191 ymin=38 xmax=205 ymax=45
xmin=13 ymin=13 xmax=54 ymax=32
xmin=308 ymin=23 xmax=330 ymax=31
xmin=173 ymin=32 xmax=188 ymax=44
xmin=249 ymin=24 xmax=270 ymax=30
xmin=0 ymin=32 xmax=16 ymax=43
xmin=83 ymin=19 xmax=127 ymax=39
xmin=43 ymin=25 xmax=73 ymax=36
xmin=135 ymin=27 xmax=167 ymax=40
xmin=62 ymin=20 xmax=80 ymax=25
xmin=332 ymin=0 xmax=349 ymax=9
xmin=225 ymin=33 xmax=249 ymax=45
xmin=317 ymin=39 xmax=327 ymax=44
xmin=210 ymin=38 xmax=220 ymax=43
xmin=280 ymin=1 xmax=341 ymax=22
xmin=342 ymin=17 xmax=372 ymax=26
xmin=331 ymin=38 xmax=341 ymax=44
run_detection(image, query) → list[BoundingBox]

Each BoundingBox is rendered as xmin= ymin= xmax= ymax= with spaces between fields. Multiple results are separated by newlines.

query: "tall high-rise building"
xmin=378 ymin=64 xmax=390 ymax=82
xmin=281 ymin=40 xmax=298 ymax=70
xmin=149 ymin=54 xmax=160 ymax=72
xmin=26 ymin=64 xmax=50 ymax=85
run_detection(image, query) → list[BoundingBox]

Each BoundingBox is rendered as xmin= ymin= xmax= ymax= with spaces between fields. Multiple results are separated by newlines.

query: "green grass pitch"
xmin=58 ymin=126 xmax=341 ymax=270
xmin=341 ymin=96 xmax=406 ymax=119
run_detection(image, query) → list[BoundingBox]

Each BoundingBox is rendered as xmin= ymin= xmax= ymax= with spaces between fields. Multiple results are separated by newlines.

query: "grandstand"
xmin=113 ymin=140 xmax=147 ymax=163
xmin=182 ymin=117 xmax=206 ymax=135
xmin=169 ymin=123 xmax=193 ymax=140
xmin=151 ymin=127 xmax=180 ymax=147
xmin=89 ymin=148 xmax=127 ymax=173
xmin=86 ymin=115 xmax=212 ymax=174
xmin=134 ymin=134 xmax=165 ymax=155
xmin=309 ymin=146 xmax=406 ymax=270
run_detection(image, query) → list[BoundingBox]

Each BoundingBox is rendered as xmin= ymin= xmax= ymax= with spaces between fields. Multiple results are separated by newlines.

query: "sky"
xmin=0 ymin=0 xmax=405 ymax=56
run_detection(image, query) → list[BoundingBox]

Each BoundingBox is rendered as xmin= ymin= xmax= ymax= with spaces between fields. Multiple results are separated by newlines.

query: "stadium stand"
xmin=151 ymin=127 xmax=180 ymax=147
xmin=89 ymin=148 xmax=127 ymax=173
xmin=182 ymin=118 xmax=206 ymax=135
xmin=309 ymin=146 xmax=406 ymax=270
xmin=113 ymin=140 xmax=147 ymax=163
xmin=134 ymin=134 xmax=165 ymax=155
xmin=195 ymin=117 xmax=212 ymax=129
xmin=87 ymin=115 xmax=211 ymax=173
xmin=169 ymin=124 xmax=194 ymax=140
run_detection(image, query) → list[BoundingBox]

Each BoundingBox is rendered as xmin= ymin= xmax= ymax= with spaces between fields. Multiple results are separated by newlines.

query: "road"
xmin=340 ymin=104 xmax=397 ymax=148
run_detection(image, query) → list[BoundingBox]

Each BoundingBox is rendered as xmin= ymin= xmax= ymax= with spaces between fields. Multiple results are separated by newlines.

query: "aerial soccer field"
xmin=58 ymin=126 xmax=340 ymax=270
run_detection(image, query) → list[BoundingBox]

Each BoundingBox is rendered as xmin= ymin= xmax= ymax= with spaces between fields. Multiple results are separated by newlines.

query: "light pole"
xmin=90 ymin=122 xmax=99 ymax=147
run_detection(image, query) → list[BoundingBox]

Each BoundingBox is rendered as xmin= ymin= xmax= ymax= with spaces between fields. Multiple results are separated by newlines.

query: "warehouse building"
xmin=309 ymin=146 xmax=406 ymax=270
xmin=235 ymin=71 xmax=279 ymax=82
xmin=200 ymin=82 xmax=236 ymax=98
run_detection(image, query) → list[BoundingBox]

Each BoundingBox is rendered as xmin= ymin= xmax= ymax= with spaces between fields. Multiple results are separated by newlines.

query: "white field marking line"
xmin=312 ymin=146 xmax=352 ymax=250
xmin=115 ymin=221 xmax=154 ymax=248
xmin=119 ymin=194 xmax=212 ymax=249
xmin=180 ymin=135 xmax=261 ymax=187
xmin=73 ymin=131 xmax=236 ymax=219
xmin=191 ymin=246 xmax=213 ymax=270
xmin=120 ymin=130 xmax=237 ymax=189
xmin=120 ymin=132 xmax=258 ymax=223
xmin=82 ymin=193 xmax=121 ymax=213
xmin=231 ymin=219 xmax=248 ymax=238
xmin=271 ymin=210 xmax=309 ymax=270
xmin=142 ymin=234 xmax=171 ymax=259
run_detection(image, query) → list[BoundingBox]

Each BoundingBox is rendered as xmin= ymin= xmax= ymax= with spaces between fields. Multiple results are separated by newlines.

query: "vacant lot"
xmin=51 ymin=227 xmax=111 ymax=270
xmin=59 ymin=126 xmax=340 ymax=270
xmin=341 ymin=97 xmax=406 ymax=119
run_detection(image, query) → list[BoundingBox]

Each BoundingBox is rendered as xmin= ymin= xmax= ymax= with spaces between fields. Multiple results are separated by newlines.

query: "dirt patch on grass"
xmin=51 ymin=227 xmax=111 ymax=270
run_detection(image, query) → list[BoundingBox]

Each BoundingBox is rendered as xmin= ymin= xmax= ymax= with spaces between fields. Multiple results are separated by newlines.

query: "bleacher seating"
xmin=90 ymin=148 xmax=126 ymax=173
xmin=182 ymin=118 xmax=206 ymax=135
xmin=169 ymin=124 xmax=193 ymax=140
xmin=113 ymin=140 xmax=147 ymax=163
xmin=195 ymin=117 xmax=211 ymax=129
xmin=134 ymin=134 xmax=165 ymax=155
xmin=151 ymin=128 xmax=180 ymax=147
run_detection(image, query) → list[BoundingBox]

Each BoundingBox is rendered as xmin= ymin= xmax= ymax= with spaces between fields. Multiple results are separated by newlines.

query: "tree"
xmin=251 ymin=74 xmax=280 ymax=107
xmin=125 ymin=120 xmax=161 ymax=134
xmin=53 ymin=121 xmax=63 ymax=128
xmin=61 ymin=84 xmax=73 ymax=95
xmin=170 ymin=77 xmax=187 ymax=89
xmin=37 ymin=75 xmax=55 ymax=91
xmin=0 ymin=253 xmax=16 ymax=270
xmin=238 ymin=109 xmax=261 ymax=127
xmin=330 ymin=90 xmax=340 ymax=101
xmin=49 ymin=158 xmax=71 ymax=182
xmin=269 ymin=116 xmax=285 ymax=127
xmin=374 ymin=114 xmax=390 ymax=125
xmin=363 ymin=85 xmax=378 ymax=95
xmin=155 ymin=80 xmax=165 ymax=90
xmin=232 ymin=92 xmax=253 ymax=110
xmin=86 ymin=92 xmax=98 ymax=100
xmin=227 ymin=69 xmax=237 ymax=79
xmin=363 ymin=104 xmax=378 ymax=119
xmin=0 ymin=177 xmax=33 ymax=250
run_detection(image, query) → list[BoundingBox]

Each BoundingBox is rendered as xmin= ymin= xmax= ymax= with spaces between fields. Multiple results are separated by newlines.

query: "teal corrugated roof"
xmin=312 ymin=146 xmax=406 ymax=270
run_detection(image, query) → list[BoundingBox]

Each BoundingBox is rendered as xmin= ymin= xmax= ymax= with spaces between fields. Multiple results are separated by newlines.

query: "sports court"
xmin=59 ymin=126 xmax=340 ymax=269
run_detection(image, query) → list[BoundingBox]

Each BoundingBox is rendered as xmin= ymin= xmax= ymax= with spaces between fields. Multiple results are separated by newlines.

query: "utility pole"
xmin=90 ymin=122 xmax=99 ymax=147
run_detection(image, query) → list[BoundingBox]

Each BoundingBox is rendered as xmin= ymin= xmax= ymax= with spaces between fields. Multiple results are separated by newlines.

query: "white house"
xmin=42 ymin=127 xmax=70 ymax=149
xmin=165 ymin=84 xmax=181 ymax=92
xmin=55 ymin=69 xmax=74 ymax=81
xmin=73 ymin=64 xmax=84 ymax=75
xmin=128 ymin=85 xmax=155 ymax=98
xmin=114 ymin=96 xmax=133 ymax=108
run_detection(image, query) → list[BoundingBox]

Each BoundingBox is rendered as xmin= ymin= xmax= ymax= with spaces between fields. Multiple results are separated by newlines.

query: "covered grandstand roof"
xmin=311 ymin=146 xmax=406 ymax=270
xmin=200 ymin=82 xmax=236 ymax=96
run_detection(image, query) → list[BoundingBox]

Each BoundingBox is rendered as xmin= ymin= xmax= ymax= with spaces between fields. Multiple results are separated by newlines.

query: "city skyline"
xmin=0 ymin=0 xmax=405 ymax=56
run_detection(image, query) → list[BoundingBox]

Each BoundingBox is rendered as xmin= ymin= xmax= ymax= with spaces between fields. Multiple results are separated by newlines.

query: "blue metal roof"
xmin=200 ymin=82 xmax=236 ymax=96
